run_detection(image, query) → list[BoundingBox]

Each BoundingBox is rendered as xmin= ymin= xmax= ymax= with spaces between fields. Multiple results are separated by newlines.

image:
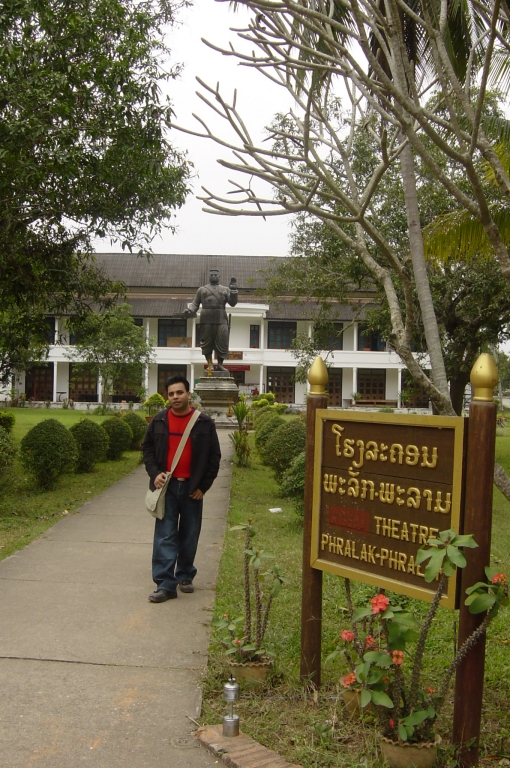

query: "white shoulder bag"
xmin=145 ymin=410 xmax=200 ymax=520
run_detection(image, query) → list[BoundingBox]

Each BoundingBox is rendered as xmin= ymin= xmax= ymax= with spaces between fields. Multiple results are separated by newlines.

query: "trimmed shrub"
xmin=0 ymin=425 xmax=17 ymax=477
xmin=279 ymin=450 xmax=306 ymax=517
xmin=263 ymin=419 xmax=307 ymax=479
xmin=253 ymin=411 xmax=281 ymax=438
xmin=121 ymin=411 xmax=147 ymax=449
xmin=255 ymin=415 xmax=285 ymax=456
xmin=252 ymin=404 xmax=273 ymax=426
xmin=69 ymin=419 xmax=109 ymax=472
xmin=0 ymin=411 xmax=15 ymax=434
xmin=102 ymin=417 xmax=133 ymax=460
xmin=144 ymin=392 xmax=166 ymax=416
xmin=251 ymin=397 xmax=270 ymax=410
xmin=271 ymin=403 xmax=288 ymax=414
xmin=20 ymin=419 xmax=78 ymax=490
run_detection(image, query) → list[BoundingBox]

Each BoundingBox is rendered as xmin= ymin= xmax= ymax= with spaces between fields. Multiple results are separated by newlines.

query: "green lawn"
xmin=201 ymin=431 xmax=510 ymax=768
xmin=0 ymin=407 xmax=144 ymax=560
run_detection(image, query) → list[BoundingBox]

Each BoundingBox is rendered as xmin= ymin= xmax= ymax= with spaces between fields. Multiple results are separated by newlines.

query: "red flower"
xmin=389 ymin=718 xmax=395 ymax=728
xmin=371 ymin=594 xmax=390 ymax=614
xmin=492 ymin=572 xmax=508 ymax=585
xmin=365 ymin=635 xmax=376 ymax=648
xmin=392 ymin=650 xmax=404 ymax=665
xmin=341 ymin=672 xmax=357 ymax=688
xmin=426 ymin=687 xmax=436 ymax=694
xmin=233 ymin=638 xmax=242 ymax=645
xmin=341 ymin=630 xmax=355 ymax=642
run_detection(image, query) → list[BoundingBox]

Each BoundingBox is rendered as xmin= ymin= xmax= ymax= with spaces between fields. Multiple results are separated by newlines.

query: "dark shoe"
xmin=149 ymin=589 xmax=177 ymax=603
xmin=179 ymin=580 xmax=194 ymax=594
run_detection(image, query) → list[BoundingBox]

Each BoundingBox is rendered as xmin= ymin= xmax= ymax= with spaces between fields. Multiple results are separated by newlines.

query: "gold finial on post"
xmin=470 ymin=353 xmax=499 ymax=402
xmin=308 ymin=356 xmax=328 ymax=395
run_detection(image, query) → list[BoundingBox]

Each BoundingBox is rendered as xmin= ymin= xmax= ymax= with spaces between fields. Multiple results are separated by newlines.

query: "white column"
xmin=354 ymin=322 xmax=358 ymax=351
xmin=260 ymin=319 xmax=265 ymax=350
xmin=191 ymin=317 xmax=196 ymax=347
xmin=352 ymin=367 xmax=358 ymax=398
xmin=97 ymin=375 xmax=103 ymax=406
xmin=190 ymin=363 xmax=195 ymax=392
xmin=397 ymin=368 xmax=402 ymax=408
xmin=53 ymin=362 xmax=58 ymax=403
xmin=259 ymin=365 xmax=264 ymax=392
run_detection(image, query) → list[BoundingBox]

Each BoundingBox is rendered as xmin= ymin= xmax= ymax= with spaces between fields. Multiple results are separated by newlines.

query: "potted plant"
xmin=351 ymin=391 xmax=362 ymax=406
xmin=143 ymin=392 xmax=166 ymax=421
xmin=330 ymin=529 xmax=508 ymax=768
xmin=212 ymin=520 xmax=286 ymax=682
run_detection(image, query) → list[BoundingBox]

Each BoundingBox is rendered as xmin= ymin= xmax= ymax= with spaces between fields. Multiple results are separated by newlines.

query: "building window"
xmin=69 ymin=364 xmax=98 ymax=402
xmin=250 ymin=325 xmax=260 ymax=349
xmin=158 ymin=319 xmax=187 ymax=347
xmin=157 ymin=365 xmax=187 ymax=398
xmin=112 ymin=364 xmax=143 ymax=403
xmin=133 ymin=318 xmax=143 ymax=327
xmin=25 ymin=364 xmax=54 ymax=401
xmin=357 ymin=324 xmax=386 ymax=351
xmin=327 ymin=369 xmax=343 ymax=406
xmin=267 ymin=367 xmax=295 ymax=403
xmin=268 ymin=322 xmax=297 ymax=349
xmin=358 ymin=369 xmax=386 ymax=400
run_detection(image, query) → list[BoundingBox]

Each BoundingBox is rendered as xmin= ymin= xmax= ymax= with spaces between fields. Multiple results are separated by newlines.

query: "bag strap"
xmin=168 ymin=410 xmax=200 ymax=476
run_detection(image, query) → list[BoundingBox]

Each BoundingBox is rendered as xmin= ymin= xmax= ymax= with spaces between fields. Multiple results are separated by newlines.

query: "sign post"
xmin=300 ymin=357 xmax=328 ymax=686
xmin=452 ymin=354 xmax=498 ymax=768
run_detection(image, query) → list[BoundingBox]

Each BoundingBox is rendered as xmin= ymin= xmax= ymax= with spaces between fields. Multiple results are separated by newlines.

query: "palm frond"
xmin=423 ymin=205 xmax=510 ymax=263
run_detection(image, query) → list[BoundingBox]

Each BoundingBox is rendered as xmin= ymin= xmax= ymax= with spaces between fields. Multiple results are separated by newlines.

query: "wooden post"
xmin=300 ymin=356 xmax=328 ymax=686
xmin=453 ymin=353 xmax=498 ymax=767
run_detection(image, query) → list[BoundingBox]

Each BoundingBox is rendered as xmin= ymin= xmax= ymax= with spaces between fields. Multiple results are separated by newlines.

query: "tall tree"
xmin=0 ymin=0 xmax=190 ymax=382
xmin=67 ymin=304 xmax=154 ymax=409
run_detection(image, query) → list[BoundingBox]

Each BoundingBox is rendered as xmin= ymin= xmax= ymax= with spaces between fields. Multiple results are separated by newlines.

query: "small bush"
xmin=121 ymin=411 xmax=147 ymax=449
xmin=279 ymin=451 xmax=306 ymax=517
xmin=255 ymin=415 xmax=285 ymax=456
xmin=229 ymin=429 xmax=251 ymax=467
xmin=0 ymin=425 xmax=17 ymax=477
xmin=0 ymin=411 xmax=15 ymax=433
xmin=20 ymin=419 xmax=78 ymax=490
xmin=271 ymin=403 xmax=288 ymax=414
xmin=251 ymin=397 xmax=270 ymax=409
xmin=102 ymin=417 xmax=133 ymax=460
xmin=252 ymin=404 xmax=273 ymax=426
xmin=69 ymin=419 xmax=109 ymax=472
xmin=263 ymin=419 xmax=307 ymax=479
xmin=144 ymin=392 xmax=166 ymax=415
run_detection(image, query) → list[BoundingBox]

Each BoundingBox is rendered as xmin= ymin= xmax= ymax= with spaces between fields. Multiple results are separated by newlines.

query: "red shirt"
xmin=166 ymin=408 xmax=194 ymax=477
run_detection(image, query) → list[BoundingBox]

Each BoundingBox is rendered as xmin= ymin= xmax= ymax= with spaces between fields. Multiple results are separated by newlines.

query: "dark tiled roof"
xmin=94 ymin=253 xmax=277 ymax=291
xmin=127 ymin=298 xmax=189 ymax=317
xmin=266 ymin=301 xmax=373 ymax=321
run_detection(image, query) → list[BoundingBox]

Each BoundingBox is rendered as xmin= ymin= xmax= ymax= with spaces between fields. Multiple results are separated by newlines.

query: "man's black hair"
xmin=166 ymin=375 xmax=190 ymax=392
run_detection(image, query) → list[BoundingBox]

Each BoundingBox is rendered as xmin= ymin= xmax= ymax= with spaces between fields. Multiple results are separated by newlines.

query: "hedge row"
xmin=0 ymin=413 xmax=147 ymax=491
xmin=253 ymin=411 xmax=306 ymax=515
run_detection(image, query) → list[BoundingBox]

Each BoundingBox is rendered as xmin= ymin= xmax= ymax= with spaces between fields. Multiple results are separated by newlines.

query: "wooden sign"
xmin=311 ymin=410 xmax=465 ymax=608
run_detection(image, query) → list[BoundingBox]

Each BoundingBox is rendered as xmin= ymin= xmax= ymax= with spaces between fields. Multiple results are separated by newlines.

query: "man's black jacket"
xmin=142 ymin=408 xmax=221 ymax=494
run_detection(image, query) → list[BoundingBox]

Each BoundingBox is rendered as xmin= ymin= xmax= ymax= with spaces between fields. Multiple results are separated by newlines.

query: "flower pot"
xmin=341 ymin=689 xmax=372 ymax=718
xmin=379 ymin=736 xmax=440 ymax=768
xmin=228 ymin=658 xmax=273 ymax=683
xmin=145 ymin=416 xmax=153 ymax=423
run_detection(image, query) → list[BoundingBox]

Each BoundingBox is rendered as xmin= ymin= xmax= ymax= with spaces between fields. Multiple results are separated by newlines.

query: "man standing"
xmin=142 ymin=375 xmax=221 ymax=602
xmin=185 ymin=269 xmax=238 ymax=371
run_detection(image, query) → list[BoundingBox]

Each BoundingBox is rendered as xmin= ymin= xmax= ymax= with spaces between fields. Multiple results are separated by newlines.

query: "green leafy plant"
xmin=143 ymin=392 xmax=166 ymax=417
xmin=0 ymin=411 xmax=15 ymax=433
xmin=101 ymin=417 xmax=133 ymax=460
xmin=69 ymin=419 xmax=109 ymax=472
xmin=254 ymin=414 xmax=285 ymax=456
xmin=333 ymin=530 xmax=508 ymax=745
xmin=20 ymin=418 xmax=78 ymax=490
xmin=262 ymin=419 xmax=306 ymax=480
xmin=229 ymin=396 xmax=251 ymax=467
xmin=121 ymin=411 xmax=147 ymax=449
xmin=212 ymin=521 xmax=286 ymax=663
xmin=0 ymin=425 xmax=17 ymax=478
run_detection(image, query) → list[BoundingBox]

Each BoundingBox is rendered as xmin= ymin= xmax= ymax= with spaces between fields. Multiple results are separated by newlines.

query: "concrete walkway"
xmin=0 ymin=431 xmax=234 ymax=768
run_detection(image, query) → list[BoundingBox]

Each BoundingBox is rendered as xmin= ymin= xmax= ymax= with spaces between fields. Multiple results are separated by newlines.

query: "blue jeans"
xmin=152 ymin=479 xmax=203 ymax=593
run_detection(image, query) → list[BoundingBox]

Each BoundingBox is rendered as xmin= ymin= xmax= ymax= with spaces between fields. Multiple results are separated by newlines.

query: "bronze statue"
xmin=185 ymin=269 xmax=238 ymax=372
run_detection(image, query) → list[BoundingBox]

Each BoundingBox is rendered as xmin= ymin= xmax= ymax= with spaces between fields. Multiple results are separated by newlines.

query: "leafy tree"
xmin=67 ymin=304 xmax=154 ymax=409
xmin=0 ymin=0 xmax=190 ymax=382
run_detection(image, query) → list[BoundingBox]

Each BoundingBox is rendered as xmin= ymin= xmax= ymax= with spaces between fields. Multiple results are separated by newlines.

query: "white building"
xmin=13 ymin=254 xmax=421 ymax=407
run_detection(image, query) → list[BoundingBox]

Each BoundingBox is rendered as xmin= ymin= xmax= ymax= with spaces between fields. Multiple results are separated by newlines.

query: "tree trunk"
xmin=494 ymin=461 xmax=510 ymax=501
xmin=449 ymin=373 xmax=471 ymax=416
xmin=399 ymin=143 xmax=450 ymax=398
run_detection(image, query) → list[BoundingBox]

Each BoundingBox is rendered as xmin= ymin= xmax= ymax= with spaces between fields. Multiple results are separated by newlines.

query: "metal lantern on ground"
xmin=222 ymin=674 xmax=240 ymax=737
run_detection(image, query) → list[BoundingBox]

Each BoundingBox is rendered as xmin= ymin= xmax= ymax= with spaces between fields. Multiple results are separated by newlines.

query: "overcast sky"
xmin=95 ymin=1 xmax=291 ymax=257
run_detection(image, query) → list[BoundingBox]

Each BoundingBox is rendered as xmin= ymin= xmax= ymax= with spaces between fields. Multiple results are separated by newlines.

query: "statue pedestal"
xmin=194 ymin=371 xmax=239 ymax=427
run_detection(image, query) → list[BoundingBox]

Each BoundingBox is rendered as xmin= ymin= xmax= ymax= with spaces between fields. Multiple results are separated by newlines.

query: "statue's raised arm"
xmin=185 ymin=269 xmax=238 ymax=371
